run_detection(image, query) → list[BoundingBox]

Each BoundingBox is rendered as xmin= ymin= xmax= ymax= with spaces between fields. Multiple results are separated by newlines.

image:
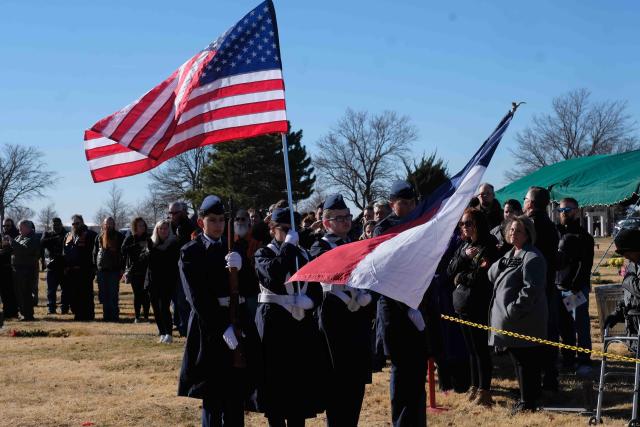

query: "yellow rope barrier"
xmin=440 ymin=314 xmax=640 ymax=364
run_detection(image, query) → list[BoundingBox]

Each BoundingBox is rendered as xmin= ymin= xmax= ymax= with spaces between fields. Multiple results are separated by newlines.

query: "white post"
xmin=587 ymin=214 xmax=593 ymax=236
xmin=600 ymin=215 xmax=606 ymax=237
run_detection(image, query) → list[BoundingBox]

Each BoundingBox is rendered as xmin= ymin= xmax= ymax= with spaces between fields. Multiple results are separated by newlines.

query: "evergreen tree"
xmin=404 ymin=152 xmax=449 ymax=201
xmin=199 ymin=128 xmax=315 ymax=209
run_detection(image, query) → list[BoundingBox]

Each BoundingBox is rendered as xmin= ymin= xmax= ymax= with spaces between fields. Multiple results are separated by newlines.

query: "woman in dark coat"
xmin=488 ymin=215 xmax=548 ymax=413
xmin=122 ymin=217 xmax=151 ymax=322
xmin=145 ymin=219 xmax=180 ymax=343
xmin=254 ymin=207 xmax=328 ymax=427
xmin=447 ymin=208 xmax=499 ymax=406
xmin=94 ymin=217 xmax=124 ymax=322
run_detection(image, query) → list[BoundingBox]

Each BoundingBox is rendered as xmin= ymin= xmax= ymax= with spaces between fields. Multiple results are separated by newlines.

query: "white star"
xmin=261 ymin=25 xmax=266 ymax=31
xmin=252 ymin=52 xmax=257 ymax=57
xmin=257 ymin=44 xmax=263 ymax=50
xmin=246 ymin=58 xmax=252 ymax=64
xmin=249 ymin=40 xmax=255 ymax=45
xmin=227 ymin=51 xmax=233 ymax=57
xmin=240 ymin=37 xmax=245 ymax=42
xmin=267 ymin=18 xmax=272 ymax=24
xmin=206 ymin=65 xmax=212 ymax=70
xmin=252 ymin=22 xmax=257 ymax=28
xmin=213 ymin=57 xmax=219 ymax=62
xmin=231 ymin=61 xmax=236 ymax=67
xmin=269 ymin=31 xmax=274 ymax=36
xmin=274 ymin=55 xmax=279 ymax=61
xmin=222 ymin=59 xmax=227 ymax=64
xmin=243 ymin=47 xmax=249 ymax=53
xmin=263 ymin=37 xmax=269 ymax=43
xmin=266 ymin=50 xmax=271 ymax=55
xmin=202 ymin=71 xmax=207 ymax=76
xmin=236 ymin=54 xmax=242 ymax=60
xmin=260 ymin=56 xmax=266 ymax=62
xmin=244 ymin=18 xmax=249 ymax=24
xmin=216 ymin=67 xmax=222 ymax=72
xmin=263 ymin=6 xmax=268 ymax=12
xmin=230 ymin=34 xmax=237 ymax=40
xmin=271 ymin=43 xmax=277 ymax=49
xmin=257 ymin=14 xmax=263 ymax=20
xmin=254 ymin=32 xmax=260 ymax=38
xmin=237 ymin=25 xmax=243 ymax=32
xmin=245 ymin=30 xmax=251 ymax=35
xmin=250 ymin=10 xmax=255 ymax=16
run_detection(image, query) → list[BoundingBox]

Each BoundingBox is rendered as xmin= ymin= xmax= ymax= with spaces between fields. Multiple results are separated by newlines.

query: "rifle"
xmin=227 ymin=214 xmax=246 ymax=368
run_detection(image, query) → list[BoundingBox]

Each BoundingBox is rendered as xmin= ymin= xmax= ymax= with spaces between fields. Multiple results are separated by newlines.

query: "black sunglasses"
xmin=458 ymin=220 xmax=474 ymax=228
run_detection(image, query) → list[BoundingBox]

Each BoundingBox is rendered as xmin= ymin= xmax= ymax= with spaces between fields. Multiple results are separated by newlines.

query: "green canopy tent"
xmin=495 ymin=149 xmax=640 ymax=207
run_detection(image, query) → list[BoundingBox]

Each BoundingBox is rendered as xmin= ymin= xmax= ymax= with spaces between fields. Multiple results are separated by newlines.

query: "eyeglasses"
xmin=557 ymin=207 xmax=575 ymax=213
xmin=458 ymin=220 xmax=474 ymax=228
xmin=326 ymin=214 xmax=353 ymax=223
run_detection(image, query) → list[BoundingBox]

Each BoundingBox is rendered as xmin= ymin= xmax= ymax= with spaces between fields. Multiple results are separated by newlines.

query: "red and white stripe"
xmin=85 ymin=68 xmax=287 ymax=182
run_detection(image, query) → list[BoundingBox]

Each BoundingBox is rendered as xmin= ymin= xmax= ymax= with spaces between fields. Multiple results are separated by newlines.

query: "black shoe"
xmin=61 ymin=307 xmax=69 ymax=314
xmin=511 ymin=401 xmax=537 ymax=415
xmin=20 ymin=317 xmax=36 ymax=322
xmin=48 ymin=308 xmax=57 ymax=315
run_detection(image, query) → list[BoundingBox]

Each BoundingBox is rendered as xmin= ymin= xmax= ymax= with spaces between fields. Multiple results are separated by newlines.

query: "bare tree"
xmin=314 ymin=109 xmax=417 ymax=210
xmin=132 ymin=191 xmax=166 ymax=228
xmin=5 ymin=205 xmax=35 ymax=223
xmin=297 ymin=186 xmax=327 ymax=214
xmin=95 ymin=183 xmax=130 ymax=229
xmin=37 ymin=204 xmax=59 ymax=231
xmin=507 ymin=88 xmax=638 ymax=180
xmin=148 ymin=147 xmax=208 ymax=212
xmin=0 ymin=144 xmax=58 ymax=224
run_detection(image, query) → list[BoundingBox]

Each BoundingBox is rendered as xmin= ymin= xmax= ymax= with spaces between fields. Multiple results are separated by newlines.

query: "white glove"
xmin=356 ymin=291 xmax=372 ymax=307
xmin=222 ymin=325 xmax=239 ymax=350
xmin=225 ymin=252 xmax=242 ymax=270
xmin=295 ymin=294 xmax=314 ymax=310
xmin=284 ymin=229 xmax=299 ymax=246
xmin=407 ymin=308 xmax=426 ymax=332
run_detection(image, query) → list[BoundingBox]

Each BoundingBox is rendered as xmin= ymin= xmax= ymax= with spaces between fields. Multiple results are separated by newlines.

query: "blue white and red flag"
xmin=289 ymin=111 xmax=515 ymax=308
xmin=84 ymin=0 xmax=286 ymax=182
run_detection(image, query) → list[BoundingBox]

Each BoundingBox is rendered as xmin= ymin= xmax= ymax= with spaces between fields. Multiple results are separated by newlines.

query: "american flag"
xmin=84 ymin=0 xmax=287 ymax=182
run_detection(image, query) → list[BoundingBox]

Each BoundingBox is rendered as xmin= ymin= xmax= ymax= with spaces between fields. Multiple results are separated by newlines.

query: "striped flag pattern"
xmin=84 ymin=0 xmax=287 ymax=182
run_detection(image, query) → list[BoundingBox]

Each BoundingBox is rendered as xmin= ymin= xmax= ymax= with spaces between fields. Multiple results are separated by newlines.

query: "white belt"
xmin=217 ymin=296 xmax=246 ymax=307
xmin=321 ymin=284 xmax=372 ymax=312
xmin=258 ymin=285 xmax=313 ymax=321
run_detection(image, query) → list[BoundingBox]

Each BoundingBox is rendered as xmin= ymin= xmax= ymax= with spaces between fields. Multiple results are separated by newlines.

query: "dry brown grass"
xmin=0 ymin=237 xmax=635 ymax=426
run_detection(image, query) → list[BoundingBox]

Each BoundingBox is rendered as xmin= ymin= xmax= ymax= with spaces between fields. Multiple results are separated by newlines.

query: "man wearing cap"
xmin=603 ymin=228 xmax=640 ymax=333
xmin=374 ymin=180 xmax=429 ymax=427
xmin=254 ymin=207 xmax=327 ymax=426
xmin=41 ymin=218 xmax=68 ymax=314
xmin=178 ymin=195 xmax=261 ymax=427
xmin=311 ymin=194 xmax=373 ymax=427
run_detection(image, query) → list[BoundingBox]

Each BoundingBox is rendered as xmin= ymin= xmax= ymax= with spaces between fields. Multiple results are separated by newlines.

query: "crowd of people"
xmin=1 ymin=179 xmax=639 ymax=427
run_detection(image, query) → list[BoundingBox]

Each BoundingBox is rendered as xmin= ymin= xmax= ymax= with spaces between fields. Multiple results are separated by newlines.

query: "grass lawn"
xmin=0 ymin=237 xmax=636 ymax=426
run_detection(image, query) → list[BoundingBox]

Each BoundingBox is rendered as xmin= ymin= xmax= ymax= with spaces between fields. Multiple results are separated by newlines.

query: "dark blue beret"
xmin=199 ymin=195 xmax=225 ymax=216
xmin=390 ymin=180 xmax=415 ymax=200
xmin=323 ymin=194 xmax=348 ymax=210
xmin=271 ymin=207 xmax=292 ymax=225
xmin=615 ymin=228 xmax=640 ymax=254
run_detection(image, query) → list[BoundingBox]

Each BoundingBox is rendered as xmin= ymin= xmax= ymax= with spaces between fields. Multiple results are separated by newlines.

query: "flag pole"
xmin=281 ymin=132 xmax=301 ymax=294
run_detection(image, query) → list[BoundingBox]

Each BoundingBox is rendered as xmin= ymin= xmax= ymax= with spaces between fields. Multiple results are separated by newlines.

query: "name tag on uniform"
xmin=562 ymin=291 xmax=587 ymax=312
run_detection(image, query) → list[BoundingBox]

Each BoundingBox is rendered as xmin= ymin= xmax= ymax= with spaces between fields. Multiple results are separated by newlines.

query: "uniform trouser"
xmin=68 ymin=268 xmax=95 ymax=321
xmin=509 ymin=346 xmax=544 ymax=409
xmin=542 ymin=288 xmax=560 ymax=387
xmin=97 ymin=270 xmax=120 ymax=321
xmin=150 ymin=290 xmax=172 ymax=335
xmin=13 ymin=267 xmax=37 ymax=319
xmin=0 ymin=267 xmax=19 ymax=317
xmin=325 ymin=378 xmax=366 ymax=427
xmin=201 ymin=368 xmax=247 ymax=427
xmin=390 ymin=360 xmax=427 ymax=427
xmin=174 ymin=279 xmax=190 ymax=336
xmin=46 ymin=269 xmax=68 ymax=312
xmin=460 ymin=321 xmax=493 ymax=390
xmin=558 ymin=286 xmax=592 ymax=366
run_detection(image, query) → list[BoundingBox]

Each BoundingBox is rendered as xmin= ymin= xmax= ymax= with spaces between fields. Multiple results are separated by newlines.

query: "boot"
xmin=466 ymin=386 xmax=478 ymax=402
xmin=475 ymin=389 xmax=494 ymax=407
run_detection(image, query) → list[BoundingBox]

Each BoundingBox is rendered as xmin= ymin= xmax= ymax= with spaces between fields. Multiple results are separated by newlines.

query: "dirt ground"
xmin=0 ymin=237 xmax=636 ymax=426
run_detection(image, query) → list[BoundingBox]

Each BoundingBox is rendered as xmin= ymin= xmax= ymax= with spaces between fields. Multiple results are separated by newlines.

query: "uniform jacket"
xmin=178 ymin=233 xmax=261 ymax=401
xmin=488 ymin=244 xmax=548 ymax=348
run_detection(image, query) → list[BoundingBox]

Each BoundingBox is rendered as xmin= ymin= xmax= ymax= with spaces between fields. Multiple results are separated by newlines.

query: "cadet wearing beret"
xmin=373 ymin=181 xmax=429 ymax=427
xmin=177 ymin=195 xmax=262 ymax=427
xmin=310 ymin=194 xmax=373 ymax=427
xmin=254 ymin=207 xmax=328 ymax=426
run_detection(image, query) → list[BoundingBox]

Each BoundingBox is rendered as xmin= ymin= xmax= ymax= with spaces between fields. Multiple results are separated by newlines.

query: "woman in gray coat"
xmin=488 ymin=215 xmax=548 ymax=414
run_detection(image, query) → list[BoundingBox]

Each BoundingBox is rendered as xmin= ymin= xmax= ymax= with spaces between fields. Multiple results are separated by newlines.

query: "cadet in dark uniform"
xmin=310 ymin=194 xmax=373 ymax=427
xmin=374 ymin=181 xmax=429 ymax=427
xmin=255 ymin=207 xmax=327 ymax=427
xmin=178 ymin=195 xmax=261 ymax=427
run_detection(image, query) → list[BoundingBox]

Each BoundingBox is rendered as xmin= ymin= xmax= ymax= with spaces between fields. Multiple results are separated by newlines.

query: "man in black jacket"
xmin=555 ymin=198 xmax=594 ymax=374
xmin=524 ymin=186 xmax=560 ymax=391
xmin=169 ymin=201 xmax=196 ymax=336
xmin=0 ymin=219 xmax=19 ymax=318
xmin=64 ymin=215 xmax=97 ymax=321
xmin=41 ymin=218 xmax=68 ymax=314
